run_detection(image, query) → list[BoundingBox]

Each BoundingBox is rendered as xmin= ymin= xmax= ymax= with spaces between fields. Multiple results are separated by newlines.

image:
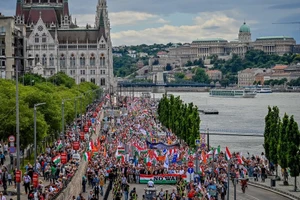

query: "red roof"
xmin=272 ymin=65 xmax=288 ymax=70
xmin=27 ymin=9 xmax=58 ymax=24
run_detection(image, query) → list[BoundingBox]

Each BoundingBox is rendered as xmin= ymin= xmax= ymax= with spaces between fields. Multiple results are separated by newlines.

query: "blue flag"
xmin=172 ymin=154 xmax=178 ymax=163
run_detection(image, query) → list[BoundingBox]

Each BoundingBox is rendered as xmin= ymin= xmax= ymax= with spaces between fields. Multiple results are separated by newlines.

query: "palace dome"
xmin=239 ymin=22 xmax=250 ymax=33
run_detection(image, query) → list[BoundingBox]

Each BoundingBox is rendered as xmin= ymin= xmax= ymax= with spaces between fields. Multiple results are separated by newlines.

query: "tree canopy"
xmin=158 ymin=94 xmax=200 ymax=148
xmin=0 ymin=74 xmax=102 ymax=150
xmin=264 ymin=106 xmax=300 ymax=189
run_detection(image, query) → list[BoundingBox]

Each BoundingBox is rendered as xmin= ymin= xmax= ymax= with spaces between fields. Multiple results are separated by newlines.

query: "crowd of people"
xmin=0 ymin=94 xmax=277 ymax=200
xmin=78 ymin=95 xmax=275 ymax=200
xmin=0 ymin=98 xmax=103 ymax=200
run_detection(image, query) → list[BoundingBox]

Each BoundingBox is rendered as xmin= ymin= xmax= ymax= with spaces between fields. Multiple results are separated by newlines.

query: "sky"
xmin=1 ymin=0 xmax=300 ymax=46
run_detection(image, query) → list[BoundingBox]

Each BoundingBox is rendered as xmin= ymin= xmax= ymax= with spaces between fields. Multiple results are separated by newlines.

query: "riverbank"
xmin=121 ymin=87 xmax=300 ymax=93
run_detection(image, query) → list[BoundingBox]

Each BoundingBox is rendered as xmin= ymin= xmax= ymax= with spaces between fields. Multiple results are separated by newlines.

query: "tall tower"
xmin=95 ymin=0 xmax=115 ymax=90
xmin=238 ymin=22 xmax=251 ymax=43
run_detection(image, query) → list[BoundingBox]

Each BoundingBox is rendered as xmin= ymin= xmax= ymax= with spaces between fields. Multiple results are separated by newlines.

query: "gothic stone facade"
xmin=15 ymin=0 xmax=114 ymax=88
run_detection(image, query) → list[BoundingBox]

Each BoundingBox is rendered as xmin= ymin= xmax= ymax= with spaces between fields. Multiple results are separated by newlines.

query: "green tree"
xmin=174 ymin=72 xmax=185 ymax=80
xmin=48 ymin=72 xmax=76 ymax=88
xmin=158 ymin=94 xmax=200 ymax=147
xmin=192 ymin=68 xmax=209 ymax=83
xmin=278 ymin=113 xmax=289 ymax=185
xmin=269 ymin=106 xmax=281 ymax=177
xmin=286 ymin=116 xmax=300 ymax=191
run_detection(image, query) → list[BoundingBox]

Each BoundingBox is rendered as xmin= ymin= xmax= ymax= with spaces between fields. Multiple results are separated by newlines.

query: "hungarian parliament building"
xmin=14 ymin=0 xmax=114 ymax=88
xmin=169 ymin=22 xmax=300 ymax=60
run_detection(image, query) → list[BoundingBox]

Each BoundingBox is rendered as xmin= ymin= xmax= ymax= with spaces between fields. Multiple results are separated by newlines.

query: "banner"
xmin=139 ymin=174 xmax=187 ymax=184
xmin=146 ymin=140 xmax=180 ymax=150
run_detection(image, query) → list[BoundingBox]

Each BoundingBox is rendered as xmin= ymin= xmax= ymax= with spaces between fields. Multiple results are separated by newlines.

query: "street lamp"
xmin=10 ymin=55 xmax=34 ymax=200
xmin=74 ymin=96 xmax=82 ymax=140
xmin=62 ymin=98 xmax=72 ymax=151
xmin=34 ymin=102 xmax=46 ymax=173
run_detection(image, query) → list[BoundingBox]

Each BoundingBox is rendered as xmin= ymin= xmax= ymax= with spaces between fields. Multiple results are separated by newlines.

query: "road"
xmin=83 ymin=182 xmax=291 ymax=200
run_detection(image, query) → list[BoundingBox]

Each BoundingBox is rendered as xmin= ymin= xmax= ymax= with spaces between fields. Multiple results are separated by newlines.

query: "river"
xmin=150 ymin=92 xmax=300 ymax=156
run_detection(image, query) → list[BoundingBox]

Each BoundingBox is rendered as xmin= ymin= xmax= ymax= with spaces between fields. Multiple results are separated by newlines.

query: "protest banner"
xmin=139 ymin=174 xmax=187 ymax=184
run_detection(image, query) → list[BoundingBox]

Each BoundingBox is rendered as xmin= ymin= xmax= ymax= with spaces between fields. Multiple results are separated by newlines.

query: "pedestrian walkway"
xmin=249 ymin=176 xmax=300 ymax=200
xmin=0 ymin=159 xmax=51 ymax=199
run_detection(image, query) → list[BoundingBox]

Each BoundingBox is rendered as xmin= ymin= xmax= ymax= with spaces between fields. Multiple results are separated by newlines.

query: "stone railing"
xmin=53 ymin=159 xmax=88 ymax=200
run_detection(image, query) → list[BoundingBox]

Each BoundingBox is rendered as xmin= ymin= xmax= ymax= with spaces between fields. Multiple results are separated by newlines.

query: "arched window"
xmin=80 ymin=54 xmax=85 ymax=66
xmin=100 ymin=78 xmax=105 ymax=86
xmin=90 ymin=53 xmax=95 ymax=66
xmin=70 ymin=54 xmax=76 ymax=67
xmin=28 ymin=54 xmax=33 ymax=66
xmin=35 ymin=33 xmax=39 ymax=43
xmin=80 ymin=78 xmax=86 ymax=83
xmin=35 ymin=54 xmax=40 ymax=64
xmin=91 ymin=78 xmax=95 ymax=84
xmin=42 ymin=33 xmax=47 ymax=43
xmin=100 ymin=53 xmax=105 ymax=66
xmin=42 ymin=54 xmax=47 ymax=66
xmin=49 ymin=54 xmax=54 ymax=66
xmin=60 ymin=54 xmax=66 ymax=68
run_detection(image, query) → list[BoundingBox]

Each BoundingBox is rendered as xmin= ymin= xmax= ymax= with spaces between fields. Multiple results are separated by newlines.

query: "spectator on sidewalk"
xmin=23 ymin=173 xmax=31 ymax=194
xmin=0 ymin=192 xmax=6 ymax=200
xmin=7 ymin=172 xmax=12 ymax=186
xmin=0 ymin=152 xmax=5 ymax=166
xmin=3 ymin=144 xmax=8 ymax=156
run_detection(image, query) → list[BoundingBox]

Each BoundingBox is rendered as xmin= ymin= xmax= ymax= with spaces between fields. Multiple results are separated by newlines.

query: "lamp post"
xmin=34 ymin=102 xmax=46 ymax=173
xmin=62 ymin=98 xmax=71 ymax=151
xmin=2 ymin=55 xmax=34 ymax=200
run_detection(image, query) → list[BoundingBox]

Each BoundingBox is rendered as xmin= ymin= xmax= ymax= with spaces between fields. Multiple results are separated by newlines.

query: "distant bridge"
xmin=117 ymin=82 xmax=215 ymax=88
xmin=199 ymin=128 xmax=263 ymax=137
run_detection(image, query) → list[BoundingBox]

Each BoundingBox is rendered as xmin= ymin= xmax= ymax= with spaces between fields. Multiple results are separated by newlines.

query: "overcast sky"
xmin=1 ymin=0 xmax=300 ymax=46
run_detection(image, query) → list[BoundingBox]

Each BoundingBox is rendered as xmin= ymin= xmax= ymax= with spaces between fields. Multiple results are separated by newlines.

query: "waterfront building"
xmin=206 ymin=70 xmax=222 ymax=81
xmin=168 ymin=22 xmax=297 ymax=61
xmin=272 ymin=65 xmax=288 ymax=74
xmin=238 ymin=68 xmax=271 ymax=87
xmin=0 ymin=13 xmax=26 ymax=79
xmin=14 ymin=0 xmax=114 ymax=88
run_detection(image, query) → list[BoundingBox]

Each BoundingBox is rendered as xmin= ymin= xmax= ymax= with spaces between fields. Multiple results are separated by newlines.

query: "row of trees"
xmin=0 ymin=72 xmax=101 ymax=149
xmin=157 ymin=94 xmax=200 ymax=148
xmin=264 ymin=106 xmax=300 ymax=190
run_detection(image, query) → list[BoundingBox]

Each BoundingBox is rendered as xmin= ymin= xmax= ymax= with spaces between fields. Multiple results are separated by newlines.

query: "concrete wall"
xmin=55 ymin=111 xmax=103 ymax=199
xmin=55 ymin=160 xmax=88 ymax=200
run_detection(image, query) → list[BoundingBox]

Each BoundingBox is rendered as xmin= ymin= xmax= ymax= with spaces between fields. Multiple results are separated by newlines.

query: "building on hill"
xmin=206 ymin=70 xmax=222 ymax=81
xmin=272 ymin=65 xmax=288 ymax=73
xmin=14 ymin=0 xmax=114 ymax=88
xmin=253 ymin=36 xmax=296 ymax=55
xmin=168 ymin=22 xmax=297 ymax=60
xmin=238 ymin=68 xmax=272 ymax=87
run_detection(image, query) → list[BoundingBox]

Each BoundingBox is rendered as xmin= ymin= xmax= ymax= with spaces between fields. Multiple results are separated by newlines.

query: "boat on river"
xmin=209 ymin=89 xmax=257 ymax=98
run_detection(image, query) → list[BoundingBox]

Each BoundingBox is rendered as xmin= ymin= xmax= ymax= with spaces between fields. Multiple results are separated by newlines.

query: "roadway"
xmin=83 ymin=182 xmax=290 ymax=200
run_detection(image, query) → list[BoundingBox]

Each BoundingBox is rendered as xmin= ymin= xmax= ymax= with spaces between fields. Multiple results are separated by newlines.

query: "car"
xmin=144 ymin=187 xmax=157 ymax=200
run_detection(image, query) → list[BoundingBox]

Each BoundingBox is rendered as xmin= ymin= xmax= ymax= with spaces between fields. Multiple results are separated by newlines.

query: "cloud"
xmin=73 ymin=11 xmax=167 ymax=27
xmin=109 ymin=11 xmax=157 ymax=26
xmin=111 ymin=11 xmax=243 ymax=46
xmin=268 ymin=3 xmax=300 ymax=10
xmin=156 ymin=18 xmax=169 ymax=24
